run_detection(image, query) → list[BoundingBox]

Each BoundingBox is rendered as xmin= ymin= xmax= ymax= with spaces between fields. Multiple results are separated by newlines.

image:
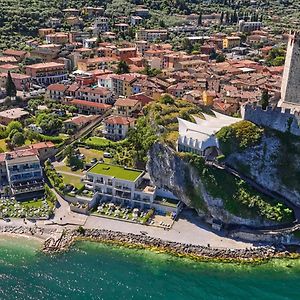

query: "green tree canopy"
xmin=116 ymin=60 xmax=130 ymax=74
xmin=11 ymin=132 xmax=25 ymax=146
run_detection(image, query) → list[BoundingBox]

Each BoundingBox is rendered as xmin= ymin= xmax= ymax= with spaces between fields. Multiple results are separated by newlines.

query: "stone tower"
xmin=278 ymin=32 xmax=300 ymax=108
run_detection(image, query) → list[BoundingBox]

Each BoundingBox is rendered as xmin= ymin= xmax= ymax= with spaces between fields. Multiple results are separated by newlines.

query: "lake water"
xmin=0 ymin=235 xmax=299 ymax=300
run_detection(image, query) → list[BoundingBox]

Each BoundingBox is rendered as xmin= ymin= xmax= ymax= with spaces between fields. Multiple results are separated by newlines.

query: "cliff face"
xmin=225 ymin=133 xmax=300 ymax=206
xmin=147 ymin=142 xmax=274 ymax=227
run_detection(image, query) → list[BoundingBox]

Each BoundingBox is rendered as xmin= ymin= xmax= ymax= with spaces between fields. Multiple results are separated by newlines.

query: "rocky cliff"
xmin=225 ymin=131 xmax=300 ymax=206
xmin=147 ymin=142 xmax=276 ymax=227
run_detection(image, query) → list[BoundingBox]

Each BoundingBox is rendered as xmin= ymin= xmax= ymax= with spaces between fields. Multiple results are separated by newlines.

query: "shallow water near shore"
xmin=0 ymin=236 xmax=300 ymax=300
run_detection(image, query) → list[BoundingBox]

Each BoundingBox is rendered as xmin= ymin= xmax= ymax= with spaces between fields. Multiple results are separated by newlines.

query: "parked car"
xmin=103 ymin=152 xmax=112 ymax=158
xmin=91 ymin=158 xmax=97 ymax=164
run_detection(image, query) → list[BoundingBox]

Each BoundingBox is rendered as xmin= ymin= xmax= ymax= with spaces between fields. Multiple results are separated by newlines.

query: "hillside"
xmin=2 ymin=0 xmax=300 ymax=49
xmin=138 ymin=98 xmax=295 ymax=226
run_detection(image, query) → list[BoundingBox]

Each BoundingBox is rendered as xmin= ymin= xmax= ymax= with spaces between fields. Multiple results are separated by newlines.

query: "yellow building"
xmin=202 ymin=90 xmax=216 ymax=106
xmin=223 ymin=36 xmax=241 ymax=49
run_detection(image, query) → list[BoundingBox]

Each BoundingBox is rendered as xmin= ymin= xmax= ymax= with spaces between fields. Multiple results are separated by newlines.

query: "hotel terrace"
xmin=83 ymin=163 xmax=181 ymax=214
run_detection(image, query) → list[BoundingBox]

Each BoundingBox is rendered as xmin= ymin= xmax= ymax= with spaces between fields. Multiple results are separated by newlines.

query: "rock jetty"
xmin=42 ymin=228 xmax=296 ymax=263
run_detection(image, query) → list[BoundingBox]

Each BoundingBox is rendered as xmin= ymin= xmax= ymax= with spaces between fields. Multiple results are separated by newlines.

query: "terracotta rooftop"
xmin=47 ymin=83 xmax=68 ymax=92
xmin=2 ymin=49 xmax=27 ymax=57
xmin=115 ymin=98 xmax=140 ymax=107
xmin=70 ymin=99 xmax=112 ymax=109
xmin=26 ymin=62 xmax=65 ymax=69
xmin=104 ymin=116 xmax=135 ymax=125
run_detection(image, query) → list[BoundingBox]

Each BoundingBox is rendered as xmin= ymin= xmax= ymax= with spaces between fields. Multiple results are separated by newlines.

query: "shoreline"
xmin=42 ymin=228 xmax=300 ymax=264
xmin=1 ymin=225 xmax=299 ymax=263
xmin=0 ymin=232 xmax=45 ymax=244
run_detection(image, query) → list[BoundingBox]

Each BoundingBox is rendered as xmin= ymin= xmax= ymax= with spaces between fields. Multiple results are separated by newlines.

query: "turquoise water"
xmin=0 ymin=236 xmax=300 ymax=300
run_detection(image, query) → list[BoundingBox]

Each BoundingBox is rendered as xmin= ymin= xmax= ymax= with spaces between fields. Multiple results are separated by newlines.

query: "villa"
xmin=83 ymin=163 xmax=181 ymax=214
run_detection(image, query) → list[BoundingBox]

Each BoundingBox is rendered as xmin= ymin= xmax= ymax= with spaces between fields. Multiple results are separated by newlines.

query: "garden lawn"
xmin=78 ymin=147 xmax=112 ymax=163
xmin=56 ymin=163 xmax=84 ymax=176
xmin=60 ymin=173 xmax=84 ymax=189
xmin=85 ymin=137 xmax=112 ymax=147
xmin=89 ymin=163 xmax=142 ymax=181
xmin=21 ymin=199 xmax=54 ymax=209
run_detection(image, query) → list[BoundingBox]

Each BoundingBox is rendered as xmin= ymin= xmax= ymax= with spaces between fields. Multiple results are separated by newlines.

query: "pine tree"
xmin=6 ymin=71 xmax=17 ymax=98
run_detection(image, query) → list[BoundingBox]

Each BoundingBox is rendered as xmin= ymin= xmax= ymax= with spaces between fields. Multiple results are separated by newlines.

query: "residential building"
xmin=46 ymin=83 xmax=69 ymax=101
xmin=75 ymin=86 xmax=114 ymax=104
xmin=64 ymin=115 xmax=97 ymax=132
xmin=83 ymin=37 xmax=98 ymax=49
xmin=134 ymin=7 xmax=150 ymax=18
xmin=30 ymin=44 xmax=61 ymax=62
xmin=77 ymin=57 xmax=117 ymax=72
xmin=18 ymin=142 xmax=56 ymax=161
xmin=136 ymin=29 xmax=168 ymax=41
xmin=131 ymin=16 xmax=143 ymax=26
xmin=110 ymin=73 xmax=143 ymax=97
xmin=103 ymin=116 xmax=135 ymax=140
xmin=2 ymin=49 xmax=27 ymax=62
xmin=223 ymin=36 xmax=241 ymax=49
xmin=45 ymin=32 xmax=69 ymax=44
xmin=69 ymin=99 xmax=112 ymax=115
xmin=114 ymin=98 xmax=141 ymax=116
xmin=92 ymin=17 xmax=110 ymax=34
xmin=115 ymin=23 xmax=129 ymax=32
xmin=25 ymin=62 xmax=68 ymax=86
xmin=238 ymin=20 xmax=262 ymax=33
xmin=0 ymin=64 xmax=19 ymax=73
xmin=38 ymin=28 xmax=55 ymax=38
xmin=0 ymin=108 xmax=29 ymax=126
xmin=203 ymin=90 xmax=217 ymax=106
xmin=0 ymin=149 xmax=44 ymax=197
xmin=0 ymin=56 xmax=18 ymax=65
xmin=117 ymin=47 xmax=137 ymax=63
xmin=0 ymin=72 xmax=31 ymax=91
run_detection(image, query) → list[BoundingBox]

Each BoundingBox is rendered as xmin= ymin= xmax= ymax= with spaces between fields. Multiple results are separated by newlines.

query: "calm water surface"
xmin=0 ymin=235 xmax=299 ymax=300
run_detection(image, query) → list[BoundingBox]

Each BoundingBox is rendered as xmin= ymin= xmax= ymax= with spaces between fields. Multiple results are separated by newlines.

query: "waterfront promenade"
xmin=0 ymin=212 xmax=253 ymax=250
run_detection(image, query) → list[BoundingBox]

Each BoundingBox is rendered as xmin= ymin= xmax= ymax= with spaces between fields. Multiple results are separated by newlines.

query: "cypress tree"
xmin=220 ymin=11 xmax=224 ymax=24
xmin=261 ymin=89 xmax=270 ymax=110
xmin=6 ymin=71 xmax=17 ymax=98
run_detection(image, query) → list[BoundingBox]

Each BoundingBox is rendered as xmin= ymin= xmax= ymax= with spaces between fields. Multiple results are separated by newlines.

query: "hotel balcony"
xmin=8 ymin=166 xmax=41 ymax=175
xmin=11 ymin=179 xmax=45 ymax=195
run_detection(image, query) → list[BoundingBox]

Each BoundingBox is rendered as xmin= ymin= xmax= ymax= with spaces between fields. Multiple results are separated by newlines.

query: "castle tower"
xmin=278 ymin=32 xmax=300 ymax=109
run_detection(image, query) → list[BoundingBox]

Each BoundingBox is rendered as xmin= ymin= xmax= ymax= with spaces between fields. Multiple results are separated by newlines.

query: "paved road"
xmin=84 ymin=211 xmax=253 ymax=249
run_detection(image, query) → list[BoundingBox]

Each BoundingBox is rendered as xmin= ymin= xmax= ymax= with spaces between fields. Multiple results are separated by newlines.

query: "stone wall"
xmin=241 ymin=103 xmax=300 ymax=136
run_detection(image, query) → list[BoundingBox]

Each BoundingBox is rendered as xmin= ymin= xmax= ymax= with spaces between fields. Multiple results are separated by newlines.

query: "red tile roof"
xmin=104 ymin=116 xmax=135 ymax=125
xmin=70 ymin=99 xmax=112 ymax=109
xmin=47 ymin=83 xmax=68 ymax=92
xmin=115 ymin=98 xmax=140 ymax=107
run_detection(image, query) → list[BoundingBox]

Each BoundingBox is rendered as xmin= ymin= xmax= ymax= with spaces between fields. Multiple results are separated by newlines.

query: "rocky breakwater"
xmin=146 ymin=142 xmax=275 ymax=227
xmin=42 ymin=229 xmax=77 ymax=253
xmin=42 ymin=228 xmax=295 ymax=263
